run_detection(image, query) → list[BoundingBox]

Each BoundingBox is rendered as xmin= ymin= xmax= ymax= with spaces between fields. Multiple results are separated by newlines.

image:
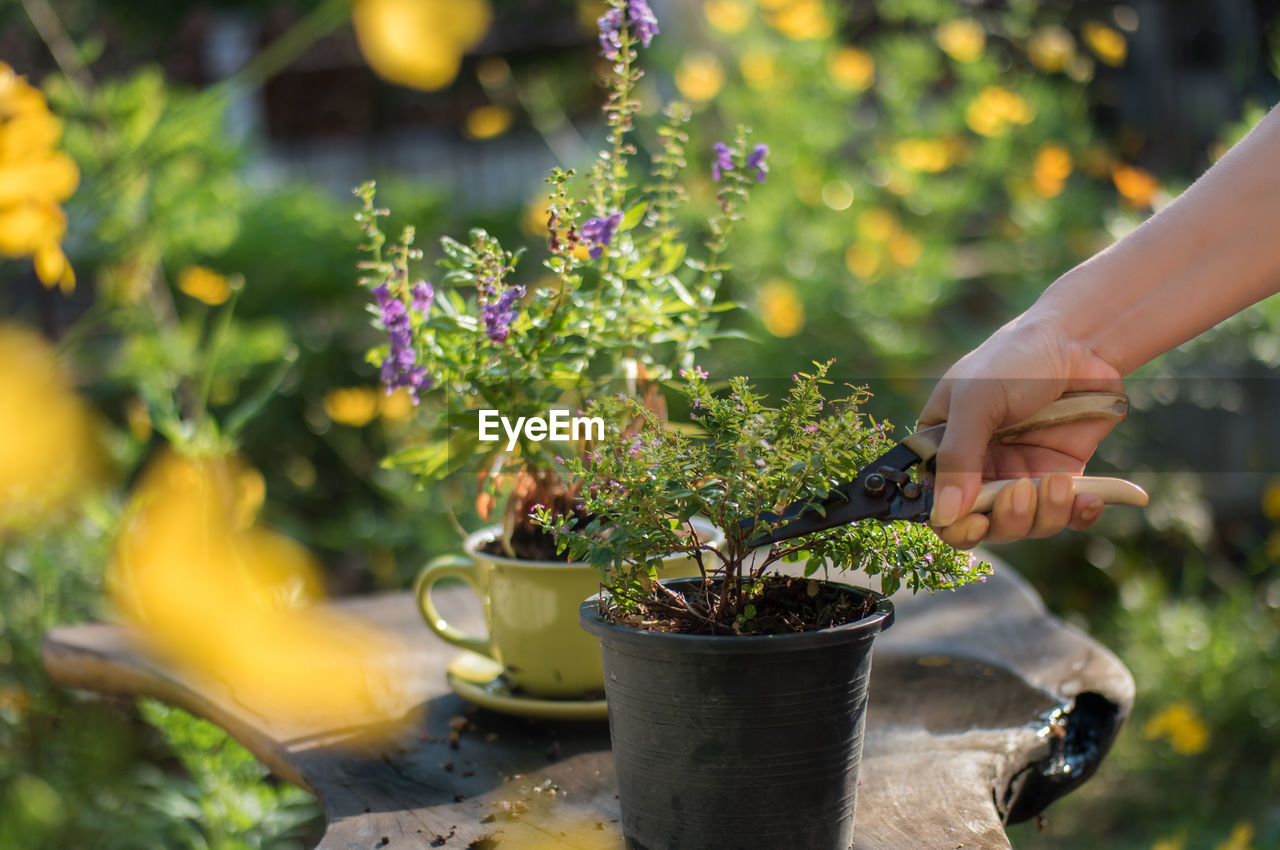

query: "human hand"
xmin=918 ymin=315 xmax=1125 ymax=549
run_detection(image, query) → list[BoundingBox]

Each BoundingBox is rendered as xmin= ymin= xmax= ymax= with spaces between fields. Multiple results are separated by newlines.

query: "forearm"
xmin=1031 ymin=104 xmax=1280 ymax=376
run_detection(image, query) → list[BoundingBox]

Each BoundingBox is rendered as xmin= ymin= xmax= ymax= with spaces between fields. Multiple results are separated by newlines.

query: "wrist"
xmin=1022 ymin=269 xmax=1132 ymax=378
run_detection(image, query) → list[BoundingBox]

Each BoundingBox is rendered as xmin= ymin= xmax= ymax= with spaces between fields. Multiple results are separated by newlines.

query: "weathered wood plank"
xmin=43 ymin=554 xmax=1132 ymax=849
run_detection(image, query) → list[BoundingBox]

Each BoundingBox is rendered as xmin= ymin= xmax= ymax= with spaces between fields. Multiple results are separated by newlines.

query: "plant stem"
xmin=208 ymin=0 xmax=353 ymax=96
xmin=21 ymin=0 xmax=94 ymax=105
xmin=194 ymin=284 xmax=242 ymax=443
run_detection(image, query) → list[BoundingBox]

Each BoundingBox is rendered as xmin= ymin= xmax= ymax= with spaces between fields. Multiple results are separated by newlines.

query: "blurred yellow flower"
xmin=767 ymin=0 xmax=832 ymax=40
xmin=1142 ymin=701 xmax=1209 ymax=756
xmin=758 ymin=280 xmax=805 ymax=337
xmin=464 ymin=104 xmax=513 ymax=140
xmin=1032 ymin=142 xmax=1073 ymax=198
xmin=378 ymin=387 xmax=415 ymax=423
xmin=0 ymin=64 xmax=78 ymax=293
xmin=827 ymin=47 xmax=875 ymax=92
xmin=857 ymin=207 xmax=898 ymax=243
xmin=0 ymin=149 xmax=78 ymax=205
xmin=820 ymin=179 xmax=854 ymax=211
xmin=1151 ymin=837 xmax=1186 ymax=850
xmin=753 ymin=0 xmax=792 ymax=9
xmin=1215 ymin=822 xmax=1256 ymax=850
xmin=111 ymin=449 xmax=413 ymax=732
xmin=888 ymin=231 xmax=922 ymax=267
xmin=675 ymin=52 xmax=725 ymax=103
xmin=1083 ymin=21 xmax=1127 ymax=67
xmin=352 ymin=0 xmax=491 ymax=91
xmin=844 ymin=244 xmax=880 ymax=279
xmin=324 ymin=386 xmax=380 ymax=427
xmin=894 ymin=138 xmax=955 ymax=173
xmin=740 ymin=50 xmax=777 ymax=90
xmin=1112 ymin=163 xmax=1158 ymax=207
xmin=177 ymin=265 xmax=231 ymax=305
xmin=705 ymin=0 xmax=752 ymax=33
xmin=1027 ymin=26 xmax=1076 ymax=73
xmin=521 ymin=196 xmax=552 ymax=238
xmin=0 ymin=325 xmax=103 ymax=529
xmin=965 ymin=86 xmax=1035 ymax=137
xmin=935 ymin=18 xmax=985 ymax=63
xmin=885 ymin=170 xmax=915 ymax=196
xmin=1263 ymin=478 xmax=1280 ymax=520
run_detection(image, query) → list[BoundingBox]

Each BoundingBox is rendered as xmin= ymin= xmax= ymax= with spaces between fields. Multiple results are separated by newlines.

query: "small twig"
xmin=754 ymin=541 xmax=809 ymax=577
xmin=653 ymin=580 xmax=718 ymax=628
xmin=685 ymin=518 xmax=707 ymax=582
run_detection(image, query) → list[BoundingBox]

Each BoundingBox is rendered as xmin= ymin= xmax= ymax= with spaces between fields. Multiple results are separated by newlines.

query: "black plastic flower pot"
xmin=580 ymin=577 xmax=894 ymax=850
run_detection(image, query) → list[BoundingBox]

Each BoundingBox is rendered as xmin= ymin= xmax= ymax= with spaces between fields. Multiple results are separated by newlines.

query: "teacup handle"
xmin=414 ymin=554 xmax=491 ymax=657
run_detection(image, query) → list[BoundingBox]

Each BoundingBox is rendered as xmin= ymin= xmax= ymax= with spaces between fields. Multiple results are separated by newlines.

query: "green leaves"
xmin=620 ymin=201 xmax=649 ymax=232
xmin=534 ymin=364 xmax=982 ymax=625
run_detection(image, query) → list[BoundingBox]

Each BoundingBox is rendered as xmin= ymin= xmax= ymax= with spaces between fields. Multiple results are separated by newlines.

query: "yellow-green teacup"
xmin=416 ymin=519 xmax=720 ymax=698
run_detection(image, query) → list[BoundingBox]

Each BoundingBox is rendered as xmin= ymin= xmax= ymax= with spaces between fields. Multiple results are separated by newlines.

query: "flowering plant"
xmin=534 ymin=362 xmax=984 ymax=633
xmin=0 ymin=62 xmax=78 ymax=293
xmin=354 ymin=0 xmax=768 ymax=555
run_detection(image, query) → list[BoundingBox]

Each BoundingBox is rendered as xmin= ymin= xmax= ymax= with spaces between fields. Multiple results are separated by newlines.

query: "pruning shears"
xmin=742 ymin=391 xmax=1149 ymax=549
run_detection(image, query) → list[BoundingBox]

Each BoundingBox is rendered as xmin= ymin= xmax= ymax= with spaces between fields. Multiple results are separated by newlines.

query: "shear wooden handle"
xmin=902 ymin=392 xmax=1146 ymax=515
xmin=901 ymin=391 xmax=1130 ymax=462
xmin=971 ymin=475 xmax=1149 ymax=514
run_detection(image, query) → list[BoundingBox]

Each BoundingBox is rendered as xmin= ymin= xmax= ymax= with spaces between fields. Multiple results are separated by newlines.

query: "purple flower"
xmin=375 ymin=289 xmax=430 ymax=401
xmin=598 ymin=8 xmax=624 ymax=59
xmin=746 ymin=143 xmax=769 ymax=183
xmin=598 ymin=1 xmax=659 ymax=59
xmin=629 ymin=0 xmax=659 ymax=47
xmin=582 ymin=212 xmax=622 ymax=259
xmin=411 ymin=281 xmax=434 ymax=313
xmin=483 ymin=285 xmax=524 ymax=344
xmin=804 ymin=423 xmax=819 ymax=434
xmin=711 ymin=142 xmax=733 ymax=182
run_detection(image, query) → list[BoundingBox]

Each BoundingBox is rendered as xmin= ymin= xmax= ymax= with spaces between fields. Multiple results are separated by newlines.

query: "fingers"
xmin=933 ymin=473 xmax=1108 ymax=548
xmin=1068 ymin=493 xmax=1105 ymax=531
xmin=931 ymin=512 xmax=990 ymax=551
xmin=982 ymin=477 xmax=1036 ymax=543
xmin=1027 ymin=473 xmax=1075 ymax=538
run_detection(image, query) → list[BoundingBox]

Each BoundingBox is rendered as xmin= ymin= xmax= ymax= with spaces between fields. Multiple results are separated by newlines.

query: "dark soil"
xmin=613 ymin=576 xmax=877 ymax=636
xmin=479 ymin=521 xmax=568 ymax=562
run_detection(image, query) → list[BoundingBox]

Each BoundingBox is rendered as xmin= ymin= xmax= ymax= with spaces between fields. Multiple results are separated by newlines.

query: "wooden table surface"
xmin=43 ymin=555 xmax=1133 ymax=850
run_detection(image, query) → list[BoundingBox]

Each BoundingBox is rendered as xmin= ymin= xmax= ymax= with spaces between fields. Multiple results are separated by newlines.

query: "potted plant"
xmin=533 ymin=363 xmax=986 ymax=848
xmin=351 ymin=0 xmax=766 ymax=699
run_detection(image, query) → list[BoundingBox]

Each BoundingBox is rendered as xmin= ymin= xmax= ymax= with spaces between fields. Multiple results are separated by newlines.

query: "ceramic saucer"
xmin=445 ymin=651 xmax=608 ymax=721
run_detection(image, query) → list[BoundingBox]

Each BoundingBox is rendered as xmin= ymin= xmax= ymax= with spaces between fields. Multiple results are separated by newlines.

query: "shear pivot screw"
xmin=864 ymin=473 xmax=887 ymax=498
xmin=903 ymin=482 xmax=922 ymax=500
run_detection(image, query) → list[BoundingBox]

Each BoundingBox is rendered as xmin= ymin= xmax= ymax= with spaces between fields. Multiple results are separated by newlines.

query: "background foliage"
xmin=1 ymin=0 xmax=1278 ymax=847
